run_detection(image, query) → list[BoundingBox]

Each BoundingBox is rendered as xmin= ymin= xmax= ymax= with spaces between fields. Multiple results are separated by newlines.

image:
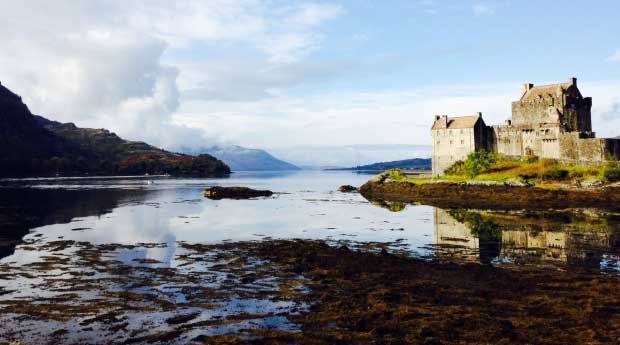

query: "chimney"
xmin=477 ymin=112 xmax=482 ymax=117
xmin=523 ymin=83 xmax=534 ymax=92
xmin=505 ymin=119 xmax=512 ymax=126
xmin=435 ymin=115 xmax=440 ymax=121
xmin=441 ymin=115 xmax=448 ymax=126
xmin=569 ymin=77 xmax=577 ymax=86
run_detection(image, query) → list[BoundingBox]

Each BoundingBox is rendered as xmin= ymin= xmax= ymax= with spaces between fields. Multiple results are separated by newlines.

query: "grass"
xmin=382 ymin=154 xmax=620 ymax=186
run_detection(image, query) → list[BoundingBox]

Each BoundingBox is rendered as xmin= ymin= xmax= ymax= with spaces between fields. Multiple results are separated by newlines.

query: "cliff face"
xmin=0 ymin=82 xmax=230 ymax=178
xmin=0 ymin=83 xmax=95 ymax=176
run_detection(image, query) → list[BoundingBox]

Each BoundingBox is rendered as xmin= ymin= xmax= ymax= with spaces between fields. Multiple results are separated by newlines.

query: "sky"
xmin=1 ymin=1 xmax=620 ymax=165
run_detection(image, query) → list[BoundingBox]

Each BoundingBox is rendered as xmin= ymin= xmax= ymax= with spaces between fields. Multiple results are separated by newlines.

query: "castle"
xmin=431 ymin=78 xmax=620 ymax=176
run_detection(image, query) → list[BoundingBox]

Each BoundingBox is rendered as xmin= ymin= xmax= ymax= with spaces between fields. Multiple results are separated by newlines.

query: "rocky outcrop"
xmin=338 ymin=185 xmax=357 ymax=193
xmin=359 ymin=173 xmax=620 ymax=211
xmin=203 ymin=186 xmax=273 ymax=200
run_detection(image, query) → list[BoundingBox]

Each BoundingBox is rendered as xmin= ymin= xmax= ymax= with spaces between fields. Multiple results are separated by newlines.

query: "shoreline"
xmin=359 ymin=171 xmax=620 ymax=210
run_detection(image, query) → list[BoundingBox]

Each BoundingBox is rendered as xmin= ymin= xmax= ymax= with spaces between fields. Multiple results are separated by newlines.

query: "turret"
xmin=569 ymin=77 xmax=577 ymax=86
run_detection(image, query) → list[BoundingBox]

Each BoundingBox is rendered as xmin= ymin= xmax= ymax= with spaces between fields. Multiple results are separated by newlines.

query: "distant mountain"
xmin=329 ymin=158 xmax=431 ymax=171
xmin=0 ymin=81 xmax=230 ymax=178
xmin=268 ymin=144 xmax=432 ymax=168
xmin=185 ymin=145 xmax=300 ymax=171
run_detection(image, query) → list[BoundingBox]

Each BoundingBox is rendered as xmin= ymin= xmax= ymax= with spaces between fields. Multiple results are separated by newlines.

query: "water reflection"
xmin=2 ymin=171 xmax=620 ymax=275
xmin=432 ymin=208 xmax=620 ymax=273
xmin=0 ymin=188 xmax=152 ymax=259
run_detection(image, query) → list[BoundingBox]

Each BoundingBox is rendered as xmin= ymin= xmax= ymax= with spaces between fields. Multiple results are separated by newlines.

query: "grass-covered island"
xmin=360 ymin=151 xmax=620 ymax=210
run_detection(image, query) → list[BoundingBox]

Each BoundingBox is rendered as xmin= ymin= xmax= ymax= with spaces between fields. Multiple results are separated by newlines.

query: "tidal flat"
xmin=0 ymin=171 xmax=619 ymax=344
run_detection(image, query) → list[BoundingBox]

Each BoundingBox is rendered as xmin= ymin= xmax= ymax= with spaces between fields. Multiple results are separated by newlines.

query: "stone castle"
xmin=431 ymin=78 xmax=620 ymax=176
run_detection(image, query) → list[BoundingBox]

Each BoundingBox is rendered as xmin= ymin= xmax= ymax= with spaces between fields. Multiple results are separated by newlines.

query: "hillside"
xmin=329 ymin=158 xmax=431 ymax=171
xmin=187 ymin=145 xmax=300 ymax=171
xmin=0 ymin=82 xmax=230 ymax=178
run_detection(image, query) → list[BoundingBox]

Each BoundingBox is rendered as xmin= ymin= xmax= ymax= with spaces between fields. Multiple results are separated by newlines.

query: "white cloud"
xmin=173 ymin=83 xmax=517 ymax=150
xmin=472 ymin=3 xmax=496 ymax=16
xmin=0 ymin=1 xmax=344 ymax=150
xmin=172 ymin=79 xmax=620 ymax=165
xmin=284 ymin=3 xmax=344 ymax=28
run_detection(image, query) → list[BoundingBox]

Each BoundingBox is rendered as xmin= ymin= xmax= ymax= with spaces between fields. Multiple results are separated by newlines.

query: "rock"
xmin=338 ymin=185 xmax=358 ymax=193
xmin=369 ymin=173 xmax=387 ymax=183
xmin=581 ymin=180 xmax=603 ymax=189
xmin=203 ymin=186 xmax=273 ymax=200
xmin=504 ymin=177 xmax=533 ymax=187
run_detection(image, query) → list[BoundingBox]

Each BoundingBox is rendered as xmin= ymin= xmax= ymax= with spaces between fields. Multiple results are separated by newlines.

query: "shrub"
xmin=601 ymin=161 xmax=620 ymax=182
xmin=568 ymin=166 xmax=599 ymax=180
xmin=463 ymin=150 xmax=497 ymax=178
xmin=525 ymin=156 xmax=539 ymax=164
xmin=385 ymin=169 xmax=405 ymax=181
xmin=543 ymin=168 xmax=569 ymax=181
xmin=444 ymin=160 xmax=465 ymax=176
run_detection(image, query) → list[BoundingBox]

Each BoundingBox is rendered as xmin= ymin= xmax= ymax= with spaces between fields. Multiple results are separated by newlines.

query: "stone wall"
xmin=512 ymin=99 xmax=560 ymax=129
xmin=432 ymin=127 xmax=476 ymax=176
xmin=492 ymin=127 xmax=523 ymax=157
xmin=558 ymin=135 xmax=620 ymax=164
xmin=431 ymin=119 xmax=491 ymax=176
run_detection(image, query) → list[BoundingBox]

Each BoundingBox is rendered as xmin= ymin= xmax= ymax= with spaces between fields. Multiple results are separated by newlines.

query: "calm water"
xmin=1 ymin=170 xmax=620 ymax=271
xmin=1 ymin=171 xmax=620 ymax=342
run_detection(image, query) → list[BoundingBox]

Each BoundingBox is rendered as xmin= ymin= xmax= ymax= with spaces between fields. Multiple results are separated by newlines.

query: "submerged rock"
xmin=203 ymin=186 xmax=273 ymax=200
xmin=338 ymin=185 xmax=358 ymax=193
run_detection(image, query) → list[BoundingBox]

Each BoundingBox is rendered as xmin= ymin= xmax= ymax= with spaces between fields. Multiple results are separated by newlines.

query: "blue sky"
xmin=1 ymin=1 xmax=620 ymax=165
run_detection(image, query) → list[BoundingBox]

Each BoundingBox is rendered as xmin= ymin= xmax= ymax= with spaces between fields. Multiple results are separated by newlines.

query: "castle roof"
xmin=518 ymin=78 xmax=579 ymax=102
xmin=431 ymin=114 xmax=481 ymax=130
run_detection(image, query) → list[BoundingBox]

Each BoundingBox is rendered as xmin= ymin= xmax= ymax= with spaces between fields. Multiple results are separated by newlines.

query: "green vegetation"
xmin=380 ymin=151 xmax=620 ymax=187
xmin=440 ymin=150 xmax=619 ymax=184
xmin=601 ymin=161 xmax=620 ymax=182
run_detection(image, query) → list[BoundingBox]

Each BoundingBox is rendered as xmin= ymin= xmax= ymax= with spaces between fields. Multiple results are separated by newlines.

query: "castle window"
xmin=460 ymin=140 xmax=464 ymax=144
xmin=437 ymin=141 xmax=440 ymax=144
xmin=449 ymin=140 xmax=453 ymax=145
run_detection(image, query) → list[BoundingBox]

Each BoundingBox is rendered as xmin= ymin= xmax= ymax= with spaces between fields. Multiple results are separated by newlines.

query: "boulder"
xmin=203 ymin=186 xmax=273 ymax=200
xmin=338 ymin=185 xmax=358 ymax=193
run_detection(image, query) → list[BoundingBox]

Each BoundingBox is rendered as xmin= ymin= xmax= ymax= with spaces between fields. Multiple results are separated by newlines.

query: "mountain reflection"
xmin=0 ymin=188 xmax=152 ymax=259
xmin=433 ymin=208 xmax=620 ymax=272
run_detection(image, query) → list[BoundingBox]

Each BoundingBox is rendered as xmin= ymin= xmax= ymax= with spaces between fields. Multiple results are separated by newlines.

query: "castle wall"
xmin=557 ymin=136 xmax=620 ymax=163
xmin=432 ymin=127 xmax=476 ymax=176
xmin=562 ymin=90 xmax=592 ymax=133
xmin=541 ymin=139 xmax=561 ymax=159
xmin=492 ymin=127 xmax=523 ymax=157
xmin=511 ymin=99 xmax=560 ymax=129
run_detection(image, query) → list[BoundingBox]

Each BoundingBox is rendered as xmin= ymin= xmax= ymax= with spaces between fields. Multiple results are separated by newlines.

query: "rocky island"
xmin=362 ymin=78 xmax=620 ymax=210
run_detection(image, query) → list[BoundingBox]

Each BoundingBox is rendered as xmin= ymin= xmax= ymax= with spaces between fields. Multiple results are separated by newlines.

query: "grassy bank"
xmin=385 ymin=151 xmax=620 ymax=187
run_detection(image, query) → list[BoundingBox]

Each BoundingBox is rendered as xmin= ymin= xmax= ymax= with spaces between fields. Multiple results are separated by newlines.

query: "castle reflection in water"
xmin=433 ymin=208 xmax=620 ymax=272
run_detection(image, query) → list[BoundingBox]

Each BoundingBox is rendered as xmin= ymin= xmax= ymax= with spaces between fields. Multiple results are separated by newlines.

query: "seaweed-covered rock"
xmin=203 ymin=186 xmax=273 ymax=200
xmin=338 ymin=185 xmax=358 ymax=193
